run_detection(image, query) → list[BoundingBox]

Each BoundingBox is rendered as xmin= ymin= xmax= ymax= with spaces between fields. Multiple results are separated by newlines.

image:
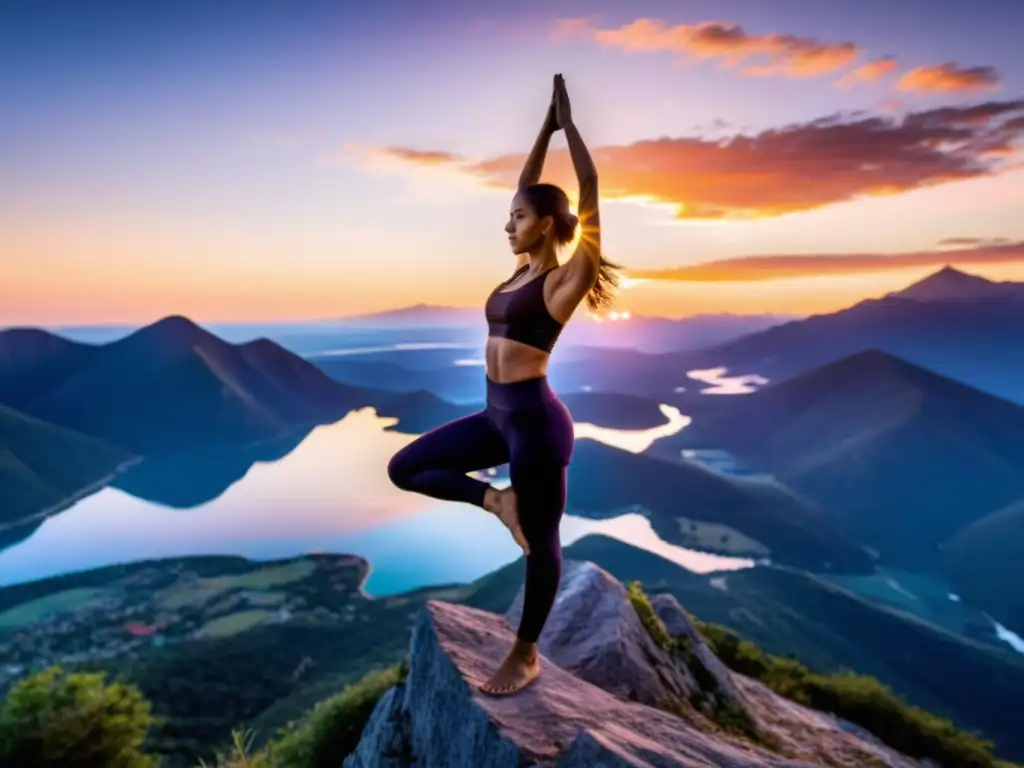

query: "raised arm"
xmin=554 ymin=75 xmax=601 ymax=292
xmin=518 ymin=87 xmax=559 ymax=189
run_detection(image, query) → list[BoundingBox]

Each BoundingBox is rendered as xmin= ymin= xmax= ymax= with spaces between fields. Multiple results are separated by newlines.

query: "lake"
xmin=0 ymin=405 xmax=754 ymax=596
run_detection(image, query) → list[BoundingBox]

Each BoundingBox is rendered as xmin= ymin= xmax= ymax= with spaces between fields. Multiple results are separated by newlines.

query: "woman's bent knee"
xmin=386 ymin=450 xmax=413 ymax=490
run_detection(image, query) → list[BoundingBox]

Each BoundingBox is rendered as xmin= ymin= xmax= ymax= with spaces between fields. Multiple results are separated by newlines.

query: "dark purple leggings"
xmin=386 ymin=375 xmax=574 ymax=643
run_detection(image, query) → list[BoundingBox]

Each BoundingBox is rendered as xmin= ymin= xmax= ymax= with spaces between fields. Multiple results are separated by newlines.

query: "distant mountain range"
xmin=654 ymin=266 xmax=1024 ymax=405
xmin=0 ymin=316 xmax=371 ymax=455
xmin=35 ymin=266 xmax=1024 ymax=409
xmin=888 ymin=264 xmax=1024 ymax=302
xmin=42 ymin=308 xmax=795 ymax=355
xmin=659 ymin=348 xmax=1024 ymax=569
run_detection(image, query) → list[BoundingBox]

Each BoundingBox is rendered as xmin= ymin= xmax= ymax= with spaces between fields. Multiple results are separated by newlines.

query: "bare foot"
xmin=478 ymin=645 xmax=541 ymax=696
xmin=484 ymin=487 xmax=530 ymax=555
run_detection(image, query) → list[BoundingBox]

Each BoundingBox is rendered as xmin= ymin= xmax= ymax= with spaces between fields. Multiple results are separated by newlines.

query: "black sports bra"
xmin=484 ymin=265 xmax=565 ymax=353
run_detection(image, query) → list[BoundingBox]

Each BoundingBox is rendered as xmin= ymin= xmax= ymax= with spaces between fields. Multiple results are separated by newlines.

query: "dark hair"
xmin=520 ymin=182 xmax=622 ymax=312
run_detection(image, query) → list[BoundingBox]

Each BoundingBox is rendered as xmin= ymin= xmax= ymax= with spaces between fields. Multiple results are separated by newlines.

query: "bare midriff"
xmin=485 ymin=338 xmax=550 ymax=383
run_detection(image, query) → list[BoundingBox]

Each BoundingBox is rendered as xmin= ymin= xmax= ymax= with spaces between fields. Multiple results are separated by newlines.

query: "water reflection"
xmin=0 ymin=405 xmax=747 ymax=593
xmin=575 ymin=405 xmax=690 ymax=453
xmin=686 ymin=367 xmax=769 ymax=394
xmin=991 ymin=618 xmax=1024 ymax=655
xmin=110 ymin=431 xmax=311 ymax=508
xmin=561 ymin=513 xmax=754 ymax=574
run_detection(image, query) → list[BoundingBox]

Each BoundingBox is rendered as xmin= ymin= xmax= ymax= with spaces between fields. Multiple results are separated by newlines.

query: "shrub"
xmin=197 ymin=729 xmax=267 ymax=768
xmin=626 ymin=580 xmax=672 ymax=649
xmin=0 ymin=665 xmax=159 ymax=768
xmin=257 ymin=658 xmax=408 ymax=768
xmin=694 ymin=616 xmax=1003 ymax=768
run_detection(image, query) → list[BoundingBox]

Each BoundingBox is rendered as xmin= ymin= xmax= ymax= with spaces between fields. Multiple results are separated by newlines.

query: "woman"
xmin=387 ymin=74 xmax=620 ymax=696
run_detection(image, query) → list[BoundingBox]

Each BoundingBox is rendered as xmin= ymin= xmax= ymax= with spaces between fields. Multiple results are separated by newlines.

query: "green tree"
xmin=0 ymin=665 xmax=160 ymax=768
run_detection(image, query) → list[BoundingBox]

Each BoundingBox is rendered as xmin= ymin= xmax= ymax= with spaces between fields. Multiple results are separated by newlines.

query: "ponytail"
xmin=586 ymin=253 xmax=623 ymax=313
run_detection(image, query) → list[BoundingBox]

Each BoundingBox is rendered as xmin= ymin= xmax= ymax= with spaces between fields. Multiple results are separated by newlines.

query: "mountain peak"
xmin=844 ymin=347 xmax=897 ymax=362
xmin=129 ymin=315 xmax=210 ymax=347
xmin=891 ymin=265 xmax=1009 ymax=301
xmin=150 ymin=314 xmax=201 ymax=332
xmin=778 ymin=348 xmax=949 ymax=395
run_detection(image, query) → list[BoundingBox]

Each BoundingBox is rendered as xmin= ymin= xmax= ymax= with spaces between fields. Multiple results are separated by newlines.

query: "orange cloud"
xmin=555 ymin=17 xmax=1005 ymax=97
xmin=628 ymin=241 xmax=1024 ymax=282
xmin=365 ymin=101 xmax=1024 ymax=220
xmin=897 ymin=62 xmax=1001 ymax=94
xmin=836 ymin=56 xmax=898 ymax=87
xmin=381 ymin=147 xmax=464 ymax=165
xmin=559 ymin=16 xmax=860 ymax=77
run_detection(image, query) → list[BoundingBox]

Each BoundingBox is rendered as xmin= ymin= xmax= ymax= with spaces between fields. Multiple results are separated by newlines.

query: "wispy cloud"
xmin=554 ymin=16 xmax=1003 ymax=96
xmin=358 ymin=101 xmax=1024 ymax=220
xmin=378 ymin=147 xmax=465 ymax=165
xmin=628 ymin=241 xmax=1024 ymax=282
xmin=836 ymin=56 xmax=898 ymax=87
xmin=938 ymin=236 xmax=1014 ymax=248
xmin=897 ymin=62 xmax=1001 ymax=94
xmin=555 ymin=17 xmax=860 ymax=78
xmin=335 ymin=143 xmax=467 ymax=175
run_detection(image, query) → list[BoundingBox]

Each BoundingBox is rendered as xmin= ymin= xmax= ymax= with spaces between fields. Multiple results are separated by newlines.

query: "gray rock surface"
xmin=649 ymin=591 xmax=745 ymax=704
xmin=505 ymin=559 xmax=708 ymax=710
xmin=343 ymin=685 xmax=412 ymax=768
xmin=345 ymin=559 xmax=927 ymax=768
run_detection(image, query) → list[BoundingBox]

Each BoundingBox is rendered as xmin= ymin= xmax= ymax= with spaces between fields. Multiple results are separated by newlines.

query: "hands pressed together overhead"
xmin=545 ymin=73 xmax=573 ymax=134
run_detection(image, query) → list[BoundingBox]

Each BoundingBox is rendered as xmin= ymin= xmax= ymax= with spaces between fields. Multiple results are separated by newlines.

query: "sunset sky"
xmin=3 ymin=0 xmax=1024 ymax=326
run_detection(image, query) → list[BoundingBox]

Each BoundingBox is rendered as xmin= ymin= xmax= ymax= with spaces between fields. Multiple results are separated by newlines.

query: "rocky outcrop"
xmin=344 ymin=560 xmax=926 ymax=768
xmin=505 ymin=560 xmax=745 ymax=718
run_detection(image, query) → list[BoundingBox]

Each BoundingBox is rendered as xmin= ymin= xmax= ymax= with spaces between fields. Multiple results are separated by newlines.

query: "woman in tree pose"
xmin=387 ymin=74 xmax=620 ymax=696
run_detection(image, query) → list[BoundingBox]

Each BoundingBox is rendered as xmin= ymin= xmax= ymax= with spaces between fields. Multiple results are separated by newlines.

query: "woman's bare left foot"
xmin=485 ymin=487 xmax=530 ymax=555
xmin=478 ymin=648 xmax=541 ymax=696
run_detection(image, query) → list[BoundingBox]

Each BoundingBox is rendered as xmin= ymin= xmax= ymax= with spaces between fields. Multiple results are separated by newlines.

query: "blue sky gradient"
xmin=3 ymin=0 xmax=1023 ymax=323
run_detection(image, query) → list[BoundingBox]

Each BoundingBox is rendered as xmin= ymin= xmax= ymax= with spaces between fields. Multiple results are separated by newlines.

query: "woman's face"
xmin=504 ymin=191 xmax=551 ymax=255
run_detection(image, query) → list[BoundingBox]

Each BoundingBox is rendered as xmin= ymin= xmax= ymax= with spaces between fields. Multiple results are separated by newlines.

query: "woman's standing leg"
xmin=479 ymin=398 xmax=574 ymax=695
xmin=512 ymin=457 xmax=568 ymax=642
